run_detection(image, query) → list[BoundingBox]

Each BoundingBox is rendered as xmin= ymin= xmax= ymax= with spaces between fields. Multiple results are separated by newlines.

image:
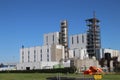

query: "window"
xmin=46 ymin=36 xmax=48 ymax=45
xmin=34 ymin=52 xmax=36 ymax=62
xmin=22 ymin=51 xmax=24 ymax=63
xmin=40 ymin=49 xmax=42 ymax=53
xmin=82 ymin=35 xmax=84 ymax=43
xmin=73 ymin=50 xmax=75 ymax=57
xmin=21 ymin=67 xmax=23 ymax=70
xmin=34 ymin=50 xmax=36 ymax=54
xmin=53 ymin=35 xmax=54 ymax=44
xmin=40 ymin=49 xmax=42 ymax=61
xmin=77 ymin=36 xmax=79 ymax=43
xmin=47 ymin=53 xmax=49 ymax=61
xmin=47 ymin=49 xmax=49 ymax=53
xmin=72 ymin=37 xmax=74 ymax=44
xmin=28 ymin=51 xmax=30 ymax=62
xmin=34 ymin=50 xmax=36 ymax=62
xmin=40 ymin=54 xmax=42 ymax=61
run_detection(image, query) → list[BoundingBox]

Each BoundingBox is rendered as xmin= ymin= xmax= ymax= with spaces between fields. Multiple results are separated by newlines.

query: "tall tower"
xmin=86 ymin=13 xmax=101 ymax=59
xmin=60 ymin=20 xmax=69 ymax=60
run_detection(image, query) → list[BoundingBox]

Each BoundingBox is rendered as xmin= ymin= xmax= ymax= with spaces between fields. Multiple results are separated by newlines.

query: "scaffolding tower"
xmin=59 ymin=20 xmax=69 ymax=60
xmin=86 ymin=13 xmax=101 ymax=59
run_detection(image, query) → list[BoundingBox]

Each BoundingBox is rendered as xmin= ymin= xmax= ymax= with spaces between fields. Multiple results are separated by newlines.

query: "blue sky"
xmin=0 ymin=0 xmax=120 ymax=63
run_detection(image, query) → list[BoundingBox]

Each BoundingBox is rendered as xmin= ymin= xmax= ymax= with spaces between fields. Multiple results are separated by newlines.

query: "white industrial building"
xmin=69 ymin=33 xmax=120 ymax=60
xmin=17 ymin=20 xmax=70 ymax=70
xmin=0 ymin=63 xmax=17 ymax=71
xmin=17 ymin=31 xmax=120 ymax=70
xmin=69 ymin=33 xmax=120 ymax=72
xmin=44 ymin=32 xmax=60 ymax=45
xmin=17 ymin=32 xmax=66 ymax=70
xmin=69 ymin=33 xmax=88 ymax=59
xmin=70 ymin=33 xmax=87 ymax=49
xmin=16 ymin=19 xmax=120 ymax=71
xmin=99 ymin=48 xmax=120 ymax=59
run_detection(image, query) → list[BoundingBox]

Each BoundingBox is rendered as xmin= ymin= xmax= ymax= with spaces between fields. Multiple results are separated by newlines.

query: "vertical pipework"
xmin=60 ymin=20 xmax=69 ymax=60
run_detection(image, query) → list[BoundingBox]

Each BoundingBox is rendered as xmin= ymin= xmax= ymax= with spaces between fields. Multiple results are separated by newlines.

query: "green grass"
xmin=0 ymin=73 xmax=52 ymax=80
xmin=0 ymin=73 xmax=120 ymax=80
xmin=102 ymin=74 xmax=120 ymax=80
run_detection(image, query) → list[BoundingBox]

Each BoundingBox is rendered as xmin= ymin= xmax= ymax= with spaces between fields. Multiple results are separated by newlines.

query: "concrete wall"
xmin=18 ymin=31 xmax=66 ymax=70
xmin=73 ymin=58 xmax=100 ymax=72
xmin=17 ymin=62 xmax=59 ymax=70
xmin=44 ymin=32 xmax=60 ymax=45
xmin=20 ymin=45 xmax=52 ymax=63
xmin=99 ymin=48 xmax=120 ymax=59
xmin=20 ymin=45 xmax=64 ymax=63
xmin=18 ymin=44 xmax=64 ymax=70
xmin=51 ymin=45 xmax=64 ymax=61
xmin=70 ymin=33 xmax=87 ymax=49
xmin=69 ymin=48 xmax=88 ymax=60
xmin=69 ymin=33 xmax=89 ymax=60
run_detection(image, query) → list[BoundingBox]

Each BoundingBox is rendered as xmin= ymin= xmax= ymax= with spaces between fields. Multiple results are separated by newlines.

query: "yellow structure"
xmin=94 ymin=74 xmax=102 ymax=80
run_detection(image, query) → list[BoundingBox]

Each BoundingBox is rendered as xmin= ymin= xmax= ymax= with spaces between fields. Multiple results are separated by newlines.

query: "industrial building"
xmin=16 ymin=15 xmax=120 ymax=71
xmin=86 ymin=16 xmax=101 ymax=59
xmin=17 ymin=31 xmax=67 ymax=70
xmin=69 ymin=14 xmax=101 ymax=60
xmin=0 ymin=63 xmax=16 ymax=71
xmin=17 ymin=20 xmax=70 ymax=70
xmin=69 ymin=33 xmax=88 ymax=59
xmin=101 ymin=48 xmax=120 ymax=58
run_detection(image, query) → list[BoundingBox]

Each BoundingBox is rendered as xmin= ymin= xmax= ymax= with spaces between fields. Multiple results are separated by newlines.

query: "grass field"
xmin=0 ymin=73 xmax=120 ymax=80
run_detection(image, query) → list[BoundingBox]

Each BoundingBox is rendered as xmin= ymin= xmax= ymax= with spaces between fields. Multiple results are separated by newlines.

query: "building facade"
xmin=17 ymin=18 xmax=120 ymax=71
xmin=70 ymin=33 xmax=87 ymax=49
xmin=69 ymin=33 xmax=120 ymax=60
xmin=99 ymin=48 xmax=120 ymax=59
xmin=17 ymin=20 xmax=70 ymax=70
xmin=44 ymin=32 xmax=60 ymax=45
xmin=20 ymin=45 xmax=64 ymax=63
xmin=17 ymin=32 xmax=65 ymax=70
xmin=69 ymin=15 xmax=101 ymax=60
xmin=69 ymin=33 xmax=88 ymax=59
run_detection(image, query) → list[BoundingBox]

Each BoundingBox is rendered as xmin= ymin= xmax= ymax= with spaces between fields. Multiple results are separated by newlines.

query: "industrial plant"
xmin=1 ymin=14 xmax=120 ymax=72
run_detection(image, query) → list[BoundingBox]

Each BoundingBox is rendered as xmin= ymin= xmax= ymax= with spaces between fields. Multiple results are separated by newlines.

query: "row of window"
xmin=46 ymin=35 xmax=55 ymax=45
xmin=73 ymin=50 xmax=86 ymax=58
xmin=22 ymin=49 xmax=50 ymax=63
xmin=71 ymin=35 xmax=84 ymax=44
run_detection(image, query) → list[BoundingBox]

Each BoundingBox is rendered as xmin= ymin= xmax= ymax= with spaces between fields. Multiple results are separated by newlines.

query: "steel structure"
xmin=59 ymin=20 xmax=69 ymax=60
xmin=86 ymin=13 xmax=101 ymax=59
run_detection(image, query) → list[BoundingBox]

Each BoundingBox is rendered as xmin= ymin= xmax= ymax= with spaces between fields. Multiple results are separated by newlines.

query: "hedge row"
xmin=0 ymin=67 xmax=76 ymax=73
